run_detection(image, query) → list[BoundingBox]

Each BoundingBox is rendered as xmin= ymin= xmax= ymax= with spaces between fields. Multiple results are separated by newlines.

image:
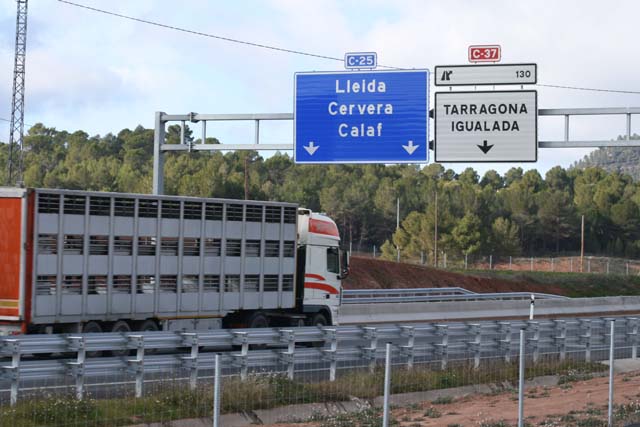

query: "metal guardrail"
xmin=341 ymin=288 xmax=569 ymax=304
xmin=1 ymin=316 xmax=638 ymax=405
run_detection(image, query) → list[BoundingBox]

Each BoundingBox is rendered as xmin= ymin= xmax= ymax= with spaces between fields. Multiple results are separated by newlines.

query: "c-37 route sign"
xmin=434 ymin=90 xmax=537 ymax=163
xmin=294 ymin=70 xmax=429 ymax=164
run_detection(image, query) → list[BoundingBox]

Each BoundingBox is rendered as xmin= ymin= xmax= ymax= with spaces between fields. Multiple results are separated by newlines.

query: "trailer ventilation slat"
xmin=161 ymin=200 xmax=180 ymax=219
xmin=114 ymin=198 xmax=135 ymax=217
xmin=224 ymin=275 xmax=240 ymax=292
xmin=226 ymin=204 xmax=244 ymax=222
xmin=113 ymin=276 xmax=132 ymax=294
xmin=264 ymin=275 xmax=279 ymax=292
xmin=88 ymin=276 xmax=107 ymax=295
xmin=38 ymin=193 xmax=60 ymax=214
xmin=160 ymin=237 xmax=179 ymax=256
xmin=36 ymin=275 xmax=56 ymax=295
xmin=38 ymin=234 xmax=57 ymax=254
xmin=182 ymin=275 xmax=199 ymax=293
xmin=283 ymin=241 xmax=295 ymax=258
xmin=183 ymin=202 xmax=202 ymax=220
xmin=244 ymin=275 xmax=259 ymax=292
xmin=138 ymin=236 xmax=156 ymax=256
xmin=89 ymin=196 xmax=111 ymax=216
xmin=204 ymin=238 xmax=221 ymax=256
xmin=114 ymin=236 xmax=133 ymax=255
xmin=205 ymin=203 xmax=223 ymax=221
xmin=265 ymin=206 xmax=282 ymax=223
xmin=282 ymin=275 xmax=294 ymax=292
xmin=137 ymin=275 xmax=155 ymax=294
xmin=183 ymin=238 xmax=200 ymax=256
xmin=203 ymin=275 xmax=220 ymax=292
xmin=63 ymin=195 xmax=86 ymax=215
xmin=246 ymin=205 xmax=263 ymax=222
xmin=284 ymin=207 xmax=297 ymax=224
xmin=160 ymin=275 xmax=177 ymax=293
xmin=62 ymin=275 xmax=83 ymax=294
xmin=89 ymin=236 xmax=109 ymax=255
xmin=138 ymin=199 xmax=158 ymax=218
xmin=265 ymin=240 xmax=280 ymax=257
xmin=245 ymin=240 xmax=261 ymax=257
xmin=226 ymin=239 xmax=242 ymax=257
xmin=63 ymin=235 xmax=83 ymax=255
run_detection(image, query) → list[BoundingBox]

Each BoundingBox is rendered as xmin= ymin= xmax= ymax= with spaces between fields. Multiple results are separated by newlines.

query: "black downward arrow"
xmin=477 ymin=140 xmax=494 ymax=154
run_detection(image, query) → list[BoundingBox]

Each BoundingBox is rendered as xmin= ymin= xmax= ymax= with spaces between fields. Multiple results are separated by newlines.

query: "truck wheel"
xmin=310 ymin=312 xmax=328 ymax=327
xmin=110 ymin=321 xmax=131 ymax=357
xmin=83 ymin=321 xmax=103 ymax=357
xmin=248 ymin=313 xmax=269 ymax=329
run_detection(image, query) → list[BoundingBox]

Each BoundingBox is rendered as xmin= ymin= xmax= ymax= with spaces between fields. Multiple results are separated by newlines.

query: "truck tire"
xmin=310 ymin=312 xmax=328 ymax=327
xmin=110 ymin=321 xmax=132 ymax=357
xmin=248 ymin=312 xmax=269 ymax=329
xmin=83 ymin=321 xmax=104 ymax=357
xmin=137 ymin=319 xmax=159 ymax=332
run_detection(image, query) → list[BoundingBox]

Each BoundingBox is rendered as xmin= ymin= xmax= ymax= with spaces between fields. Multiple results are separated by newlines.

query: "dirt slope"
xmin=344 ymin=256 xmax=567 ymax=295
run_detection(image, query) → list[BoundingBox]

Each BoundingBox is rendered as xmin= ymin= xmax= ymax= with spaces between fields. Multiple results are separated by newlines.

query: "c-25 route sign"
xmin=434 ymin=90 xmax=537 ymax=163
xmin=294 ymin=70 xmax=429 ymax=164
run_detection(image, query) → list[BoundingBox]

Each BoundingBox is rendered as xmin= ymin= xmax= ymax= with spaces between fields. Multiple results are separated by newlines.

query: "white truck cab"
xmin=297 ymin=209 xmax=349 ymax=326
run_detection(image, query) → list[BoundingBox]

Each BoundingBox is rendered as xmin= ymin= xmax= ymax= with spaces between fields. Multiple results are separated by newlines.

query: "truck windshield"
xmin=327 ymin=247 xmax=339 ymax=274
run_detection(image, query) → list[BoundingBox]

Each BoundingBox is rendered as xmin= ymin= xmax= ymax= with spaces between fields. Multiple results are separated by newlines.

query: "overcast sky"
xmin=1 ymin=0 xmax=639 ymax=176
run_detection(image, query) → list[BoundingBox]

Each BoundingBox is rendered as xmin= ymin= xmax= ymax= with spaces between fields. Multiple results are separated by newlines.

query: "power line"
xmin=0 ymin=117 xmax=34 ymax=127
xmin=58 ymin=0 xmax=640 ymax=95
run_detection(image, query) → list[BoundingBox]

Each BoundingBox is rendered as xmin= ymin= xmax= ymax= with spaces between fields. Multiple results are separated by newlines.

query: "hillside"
xmin=572 ymin=136 xmax=640 ymax=180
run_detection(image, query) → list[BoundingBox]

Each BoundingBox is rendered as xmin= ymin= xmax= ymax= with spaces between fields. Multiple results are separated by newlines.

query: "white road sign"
xmin=434 ymin=90 xmax=537 ymax=162
xmin=434 ymin=64 xmax=537 ymax=86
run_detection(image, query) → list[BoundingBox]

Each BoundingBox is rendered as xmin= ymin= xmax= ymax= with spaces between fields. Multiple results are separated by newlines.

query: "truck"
xmin=0 ymin=188 xmax=349 ymax=335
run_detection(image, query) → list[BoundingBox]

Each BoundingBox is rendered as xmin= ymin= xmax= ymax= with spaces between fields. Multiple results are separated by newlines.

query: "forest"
xmin=1 ymin=123 xmax=640 ymax=261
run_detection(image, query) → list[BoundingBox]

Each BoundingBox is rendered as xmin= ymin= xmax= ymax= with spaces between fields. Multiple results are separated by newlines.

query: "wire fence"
xmin=2 ymin=318 xmax=640 ymax=426
xmin=354 ymin=247 xmax=640 ymax=275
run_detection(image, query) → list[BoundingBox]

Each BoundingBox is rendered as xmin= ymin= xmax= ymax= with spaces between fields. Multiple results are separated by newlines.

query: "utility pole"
xmin=244 ymin=156 xmax=249 ymax=200
xmin=580 ymin=214 xmax=585 ymax=273
xmin=434 ymin=190 xmax=438 ymax=268
xmin=396 ymin=198 xmax=400 ymax=262
xmin=7 ymin=0 xmax=28 ymax=186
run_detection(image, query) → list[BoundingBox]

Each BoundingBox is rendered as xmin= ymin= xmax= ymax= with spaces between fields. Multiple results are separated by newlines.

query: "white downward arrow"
xmin=304 ymin=141 xmax=319 ymax=155
xmin=402 ymin=140 xmax=419 ymax=155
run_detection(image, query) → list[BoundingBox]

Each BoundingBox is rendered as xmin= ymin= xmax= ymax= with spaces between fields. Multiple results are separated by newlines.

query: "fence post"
xmin=3 ymin=339 xmax=21 ymax=406
xmin=607 ymin=259 xmax=610 ymax=275
xmin=421 ymin=251 xmax=424 ymax=265
xmin=588 ymin=257 xmax=591 ymax=273
xmin=551 ymin=258 xmax=554 ymax=272
xmin=518 ymin=328 xmax=525 ymax=427
xmin=382 ymin=343 xmax=392 ymax=427
xmin=608 ymin=320 xmax=615 ymax=427
xmin=213 ymin=354 xmax=221 ymax=427
xmin=465 ymin=253 xmax=468 ymax=270
xmin=489 ymin=255 xmax=493 ymax=270
xmin=373 ymin=245 xmax=376 ymax=258
xmin=627 ymin=262 xmax=630 ymax=276
xmin=570 ymin=257 xmax=573 ymax=273
xmin=444 ymin=253 xmax=447 ymax=269
xmin=509 ymin=256 xmax=512 ymax=270
xmin=530 ymin=257 xmax=533 ymax=271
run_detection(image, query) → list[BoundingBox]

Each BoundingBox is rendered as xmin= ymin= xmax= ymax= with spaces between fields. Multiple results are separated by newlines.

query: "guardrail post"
xmin=362 ymin=327 xmax=378 ymax=373
xmin=553 ymin=320 xmax=567 ymax=361
xmin=66 ymin=336 xmax=86 ymax=400
xmin=580 ymin=319 xmax=592 ymax=362
xmin=322 ymin=329 xmax=338 ymax=381
xmin=498 ymin=322 xmax=512 ymax=362
xmin=180 ymin=332 xmax=199 ymax=390
xmin=400 ymin=326 xmax=415 ymax=369
xmin=127 ymin=335 xmax=145 ymax=398
xmin=231 ymin=332 xmax=249 ymax=381
xmin=435 ymin=324 xmax=448 ymax=370
xmin=1 ymin=339 xmax=21 ymax=406
xmin=527 ymin=322 xmax=539 ymax=363
xmin=626 ymin=317 xmax=638 ymax=359
xmin=467 ymin=323 xmax=482 ymax=369
xmin=279 ymin=330 xmax=296 ymax=380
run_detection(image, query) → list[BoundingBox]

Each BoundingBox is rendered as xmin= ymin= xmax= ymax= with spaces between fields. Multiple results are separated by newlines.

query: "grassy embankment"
xmin=0 ymin=359 xmax=605 ymax=427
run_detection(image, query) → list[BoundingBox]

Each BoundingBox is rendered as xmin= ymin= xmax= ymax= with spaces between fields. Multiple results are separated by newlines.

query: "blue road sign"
xmin=294 ymin=70 xmax=429 ymax=164
xmin=344 ymin=52 xmax=377 ymax=69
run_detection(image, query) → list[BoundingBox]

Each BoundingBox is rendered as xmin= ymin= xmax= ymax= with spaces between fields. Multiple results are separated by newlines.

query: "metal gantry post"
xmin=152 ymin=111 xmax=166 ymax=195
